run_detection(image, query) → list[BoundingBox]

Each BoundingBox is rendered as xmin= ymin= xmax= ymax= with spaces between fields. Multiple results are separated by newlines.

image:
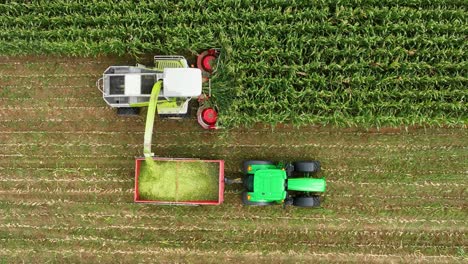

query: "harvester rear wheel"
xmin=117 ymin=107 xmax=140 ymax=116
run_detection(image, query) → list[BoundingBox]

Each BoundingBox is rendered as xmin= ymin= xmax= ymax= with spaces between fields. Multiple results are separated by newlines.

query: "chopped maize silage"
xmin=138 ymin=160 xmax=219 ymax=201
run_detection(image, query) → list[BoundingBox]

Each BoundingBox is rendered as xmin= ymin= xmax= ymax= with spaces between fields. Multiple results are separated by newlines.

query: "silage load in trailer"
xmin=135 ymin=158 xmax=224 ymax=205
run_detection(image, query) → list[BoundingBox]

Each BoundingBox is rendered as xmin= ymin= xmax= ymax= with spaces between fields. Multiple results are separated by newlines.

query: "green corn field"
xmin=0 ymin=0 xmax=466 ymax=127
xmin=1 ymin=1 xmax=467 ymax=262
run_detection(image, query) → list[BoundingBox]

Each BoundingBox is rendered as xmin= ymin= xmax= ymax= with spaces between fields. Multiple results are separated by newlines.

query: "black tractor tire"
xmin=117 ymin=107 xmax=140 ymax=116
xmin=293 ymin=196 xmax=321 ymax=208
xmin=243 ymin=160 xmax=274 ymax=174
xmin=242 ymin=192 xmax=275 ymax=206
xmin=293 ymin=161 xmax=321 ymax=173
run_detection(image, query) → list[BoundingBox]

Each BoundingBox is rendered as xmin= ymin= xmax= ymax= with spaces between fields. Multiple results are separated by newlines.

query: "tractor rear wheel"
xmin=117 ymin=107 xmax=140 ymax=116
xmin=293 ymin=161 xmax=321 ymax=173
xmin=243 ymin=160 xmax=274 ymax=174
xmin=293 ymin=196 xmax=320 ymax=208
xmin=242 ymin=192 xmax=275 ymax=206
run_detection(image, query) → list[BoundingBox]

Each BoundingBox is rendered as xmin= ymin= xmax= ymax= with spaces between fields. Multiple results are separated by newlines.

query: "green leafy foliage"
xmin=0 ymin=0 xmax=466 ymax=127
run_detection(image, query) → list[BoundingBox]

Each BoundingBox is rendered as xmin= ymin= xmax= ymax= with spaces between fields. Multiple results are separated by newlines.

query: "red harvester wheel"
xmin=202 ymin=108 xmax=217 ymax=124
xmin=197 ymin=49 xmax=219 ymax=78
xmin=197 ymin=107 xmax=218 ymax=130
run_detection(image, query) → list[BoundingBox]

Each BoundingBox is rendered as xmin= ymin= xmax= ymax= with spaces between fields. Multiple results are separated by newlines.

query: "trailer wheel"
xmin=243 ymin=160 xmax=274 ymax=174
xmin=293 ymin=161 xmax=321 ymax=173
xmin=117 ymin=107 xmax=140 ymax=116
xmin=293 ymin=196 xmax=320 ymax=208
xmin=242 ymin=192 xmax=274 ymax=206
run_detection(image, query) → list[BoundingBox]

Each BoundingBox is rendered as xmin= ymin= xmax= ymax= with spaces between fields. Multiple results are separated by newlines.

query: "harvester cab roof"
xmin=162 ymin=68 xmax=202 ymax=97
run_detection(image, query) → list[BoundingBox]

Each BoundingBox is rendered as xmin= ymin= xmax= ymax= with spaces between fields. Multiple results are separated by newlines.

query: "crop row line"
xmin=0 ymin=60 xmax=114 ymax=65
xmin=0 ymin=188 xmax=133 ymax=194
xmin=1 ymin=185 xmax=464 ymax=201
xmin=0 ymin=129 xmax=462 ymax=136
xmin=326 ymin=179 xmax=466 ymax=188
xmin=2 ymin=153 xmax=465 ymax=160
xmin=0 ymin=236 xmax=461 ymax=252
xmin=0 ymin=119 xmax=144 ymax=123
xmin=1 ymin=142 xmax=465 ymax=152
xmin=0 ymin=118 xmax=195 ymax=122
xmin=8 ymin=223 xmax=465 ymax=236
xmin=2 ymin=38 xmax=465 ymax=62
xmin=0 ymin=15 xmax=464 ymax=29
xmin=0 ymin=97 xmax=100 ymax=101
xmin=334 ymin=193 xmax=466 ymax=200
xmin=1 ymin=3 xmax=464 ymax=17
xmin=2 ymin=0 xmax=465 ymax=12
xmin=0 ymin=73 xmax=98 ymax=78
xmin=0 ymin=85 xmax=93 ymax=89
xmin=0 ymin=106 xmax=107 ymax=110
xmin=327 ymin=167 xmax=468 ymax=175
xmin=3 ymin=21 xmax=466 ymax=42
xmin=0 ymin=166 xmax=126 ymax=171
xmin=0 ymin=223 xmax=223 ymax=232
xmin=1 ymin=188 xmax=465 ymax=200
xmin=234 ymin=93 xmax=468 ymax=108
xmin=0 ymin=166 xmax=464 ymax=176
xmin=1 ymin=148 xmax=465 ymax=166
xmin=0 ymin=248 xmax=461 ymax=261
xmin=2 ymin=142 xmax=466 ymax=150
xmin=0 ymin=177 xmax=131 ymax=183
xmin=1 ymin=6 xmax=465 ymax=28
xmin=231 ymin=34 xmax=466 ymax=51
xmin=1 ymin=222 xmax=465 ymax=247
xmin=1 ymin=199 xmax=463 ymax=211
xmin=0 ymin=176 xmax=464 ymax=188
xmin=2 ymin=156 xmax=466 ymax=172
xmin=1 ymin=166 xmax=465 ymax=176
xmin=2 ymin=142 xmax=466 ymax=153
xmin=0 ymin=236 xmax=459 ymax=251
xmin=1 ymin=211 xmax=465 ymax=225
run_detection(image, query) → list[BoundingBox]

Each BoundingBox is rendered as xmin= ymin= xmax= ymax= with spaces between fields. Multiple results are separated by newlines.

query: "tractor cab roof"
xmin=252 ymin=169 xmax=287 ymax=201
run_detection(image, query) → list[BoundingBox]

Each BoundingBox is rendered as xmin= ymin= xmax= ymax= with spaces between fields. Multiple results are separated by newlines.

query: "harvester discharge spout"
xmin=134 ymin=81 xmax=162 ymax=157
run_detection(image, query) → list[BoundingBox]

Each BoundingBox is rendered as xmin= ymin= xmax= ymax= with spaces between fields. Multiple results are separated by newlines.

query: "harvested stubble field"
xmin=0 ymin=57 xmax=466 ymax=263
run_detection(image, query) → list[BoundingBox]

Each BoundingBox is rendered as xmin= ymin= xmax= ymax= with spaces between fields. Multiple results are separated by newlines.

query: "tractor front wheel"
xmin=242 ymin=192 xmax=275 ymax=206
xmin=243 ymin=160 xmax=274 ymax=174
xmin=293 ymin=196 xmax=321 ymax=208
xmin=293 ymin=161 xmax=321 ymax=174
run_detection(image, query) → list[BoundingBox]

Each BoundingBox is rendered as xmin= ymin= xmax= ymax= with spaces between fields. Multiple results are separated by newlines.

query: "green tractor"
xmin=242 ymin=160 xmax=326 ymax=208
